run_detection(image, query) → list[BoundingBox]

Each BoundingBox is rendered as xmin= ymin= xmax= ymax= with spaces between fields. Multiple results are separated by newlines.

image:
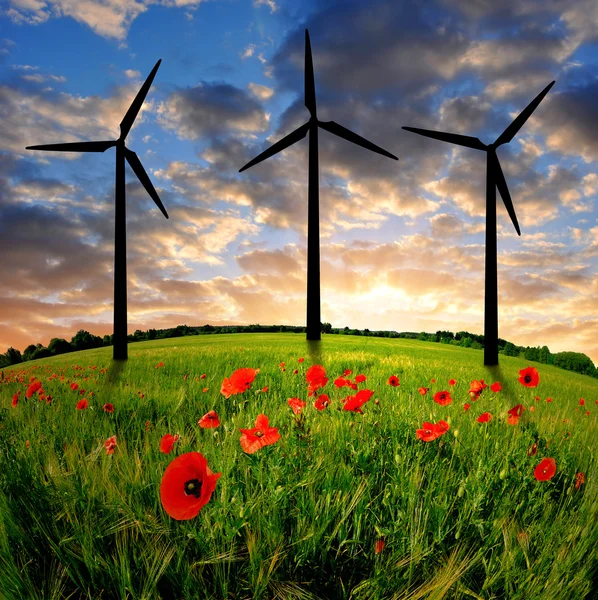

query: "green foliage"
xmin=553 ymin=351 xmax=597 ymax=377
xmin=48 ymin=338 xmax=73 ymax=355
xmin=503 ymin=342 xmax=520 ymax=357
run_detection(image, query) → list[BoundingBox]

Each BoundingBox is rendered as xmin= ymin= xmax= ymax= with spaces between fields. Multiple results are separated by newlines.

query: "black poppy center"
xmin=184 ymin=478 xmax=203 ymax=498
xmin=255 ymin=430 xmax=264 ymax=437
xmin=524 ymin=375 xmax=532 ymax=383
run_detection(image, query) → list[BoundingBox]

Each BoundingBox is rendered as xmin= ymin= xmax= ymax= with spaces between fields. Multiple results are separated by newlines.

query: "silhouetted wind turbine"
xmin=240 ymin=29 xmax=398 ymax=341
xmin=403 ymin=80 xmax=555 ymax=365
xmin=26 ymin=60 xmax=168 ymax=361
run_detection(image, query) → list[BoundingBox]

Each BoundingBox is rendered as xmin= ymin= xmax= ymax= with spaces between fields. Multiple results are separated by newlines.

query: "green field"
xmin=1 ymin=333 xmax=597 ymax=599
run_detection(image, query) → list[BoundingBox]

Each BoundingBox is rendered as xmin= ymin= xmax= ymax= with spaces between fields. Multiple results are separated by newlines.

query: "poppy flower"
xmin=433 ymin=390 xmax=452 ymax=406
xmin=334 ymin=377 xmax=347 ymax=388
xmin=518 ymin=366 xmax=539 ymax=388
xmin=575 ymin=472 xmax=585 ymax=489
xmin=448 ymin=379 xmax=456 ymax=386
xmin=293 ymin=369 xmax=298 ymax=375
xmin=375 ymin=539 xmax=386 ymax=554
xmin=198 ymin=410 xmax=220 ymax=428
xmin=430 ymin=378 xmax=436 ymax=383
xmin=155 ymin=362 xmax=164 ymax=369
xmin=387 ymin=375 xmax=400 ymax=387
xmin=306 ymin=365 xmax=328 ymax=396
xmin=200 ymin=374 xmax=206 ymax=379
xmin=529 ymin=406 xmax=535 ymax=412
xmin=464 ymin=403 xmax=471 ymax=411
xmin=104 ymin=435 xmax=117 ymax=455
xmin=418 ymin=387 xmax=429 ymax=396
xmin=280 ymin=362 xmax=285 ymax=368
xmin=221 ymin=368 xmax=259 ymax=399
xmin=202 ymin=387 xmax=208 ymax=393
xmin=527 ymin=443 xmax=538 ymax=456
xmin=343 ymin=389 xmax=375 ymax=413
xmin=477 ymin=412 xmax=492 ymax=423
xmin=507 ymin=415 xmax=520 ymax=426
xmin=469 ymin=380 xmax=487 ymax=400
xmin=70 ymin=382 xmax=79 ymax=391
xmin=76 ymin=399 xmax=89 ymax=410
xmin=298 ymin=357 xmax=304 ymax=363
xmin=288 ymin=397 xmax=306 ymax=415
xmin=159 ymin=452 xmax=221 ymax=520
xmin=103 ymin=403 xmax=114 ymax=413
xmin=343 ymin=369 xmax=352 ymax=376
xmin=490 ymin=382 xmax=502 ymax=393
xmin=579 ymin=398 xmax=585 ymax=406
xmin=240 ymin=414 xmax=280 ymax=454
xmin=160 ymin=434 xmax=180 ymax=454
xmin=11 ymin=393 xmax=19 ymax=408
xmin=355 ymin=374 xmax=366 ymax=383
xmin=415 ymin=420 xmax=449 ymax=442
xmin=26 ymin=380 xmax=42 ymax=398
xmin=508 ymin=404 xmax=525 ymax=418
xmin=262 ymin=386 xmax=269 ymax=393
xmin=534 ymin=457 xmax=556 ymax=481
xmin=546 ymin=397 xmax=553 ymax=403
xmin=314 ymin=394 xmax=330 ymax=410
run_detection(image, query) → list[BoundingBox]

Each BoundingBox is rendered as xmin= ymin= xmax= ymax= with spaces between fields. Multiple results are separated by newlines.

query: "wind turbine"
xmin=26 ymin=60 xmax=168 ymax=361
xmin=240 ymin=29 xmax=398 ymax=341
xmin=402 ymin=80 xmax=555 ymax=365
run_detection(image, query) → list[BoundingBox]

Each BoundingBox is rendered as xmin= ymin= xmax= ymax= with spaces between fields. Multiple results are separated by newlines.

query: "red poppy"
xmin=579 ymin=398 xmax=585 ymax=406
xmin=575 ymin=472 xmax=585 ymax=489
xmin=221 ymin=368 xmax=259 ymax=398
xmin=518 ymin=366 xmax=539 ymax=388
xmin=280 ymin=362 xmax=285 ymax=368
xmin=387 ymin=375 xmax=400 ymax=387
xmin=104 ymin=435 xmax=117 ymax=455
xmin=546 ymin=397 xmax=553 ymax=403
xmin=343 ymin=369 xmax=352 ymax=376
xmin=477 ymin=412 xmax=492 ymax=423
xmin=293 ymin=369 xmax=298 ymax=375
xmin=334 ymin=377 xmax=347 ymax=388
xmin=436 ymin=420 xmax=450 ymax=434
xmin=508 ymin=404 xmax=525 ymax=418
xmin=314 ymin=394 xmax=330 ymax=410
xmin=198 ymin=410 xmax=220 ymax=428
xmin=26 ymin=380 xmax=42 ymax=399
xmin=76 ymin=399 xmax=89 ymax=410
xmin=490 ymin=382 xmax=502 ymax=393
xmin=343 ymin=389 xmax=374 ymax=413
xmin=160 ymin=434 xmax=179 ymax=454
xmin=200 ymin=374 xmax=206 ymax=379
xmin=469 ymin=380 xmax=487 ymax=400
xmin=298 ymin=357 xmax=304 ymax=363
xmin=262 ymin=386 xmax=269 ymax=393
xmin=355 ymin=374 xmax=366 ymax=383
xmin=288 ymin=397 xmax=306 ymax=415
xmin=306 ymin=365 xmax=328 ymax=396
xmin=11 ymin=393 xmax=19 ymax=408
xmin=430 ymin=378 xmax=436 ymax=383
xmin=527 ymin=443 xmax=538 ymax=456
xmin=535 ymin=396 xmax=541 ymax=402
xmin=534 ymin=457 xmax=556 ymax=481
xmin=464 ymin=403 xmax=471 ymax=411
xmin=103 ymin=403 xmax=114 ymax=413
xmin=529 ymin=406 xmax=535 ymax=412
xmin=418 ymin=387 xmax=429 ymax=396
xmin=415 ymin=419 xmax=449 ymax=442
xmin=155 ymin=362 xmax=164 ymax=369
xmin=507 ymin=415 xmax=520 ymax=426
xmin=240 ymin=414 xmax=280 ymax=454
xmin=70 ymin=382 xmax=79 ymax=391
xmin=159 ymin=452 xmax=221 ymax=520
xmin=448 ymin=379 xmax=456 ymax=386
xmin=375 ymin=539 xmax=386 ymax=554
xmin=433 ymin=390 xmax=452 ymax=406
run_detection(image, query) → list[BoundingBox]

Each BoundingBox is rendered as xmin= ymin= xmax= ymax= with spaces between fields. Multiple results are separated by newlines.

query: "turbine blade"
xmin=319 ymin=120 xmax=398 ymax=160
xmin=305 ymin=29 xmax=316 ymax=118
xmin=25 ymin=140 xmax=117 ymax=152
xmin=490 ymin=151 xmax=520 ymax=235
xmin=119 ymin=59 xmax=162 ymax=141
xmin=402 ymin=126 xmax=486 ymax=150
xmin=494 ymin=81 xmax=555 ymax=147
xmin=124 ymin=147 xmax=169 ymax=219
xmin=239 ymin=122 xmax=310 ymax=172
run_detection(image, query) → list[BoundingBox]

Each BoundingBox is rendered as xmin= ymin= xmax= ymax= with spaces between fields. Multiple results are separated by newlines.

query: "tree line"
xmin=1 ymin=324 xmax=596 ymax=380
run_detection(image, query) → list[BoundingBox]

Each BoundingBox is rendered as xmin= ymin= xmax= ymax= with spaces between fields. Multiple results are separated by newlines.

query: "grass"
xmin=1 ymin=332 xmax=597 ymax=599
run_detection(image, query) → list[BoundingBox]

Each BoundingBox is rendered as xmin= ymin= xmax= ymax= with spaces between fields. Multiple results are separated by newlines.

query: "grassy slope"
xmin=1 ymin=333 xmax=597 ymax=600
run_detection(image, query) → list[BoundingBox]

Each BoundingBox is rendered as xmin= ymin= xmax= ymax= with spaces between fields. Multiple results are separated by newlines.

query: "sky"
xmin=0 ymin=0 xmax=597 ymax=363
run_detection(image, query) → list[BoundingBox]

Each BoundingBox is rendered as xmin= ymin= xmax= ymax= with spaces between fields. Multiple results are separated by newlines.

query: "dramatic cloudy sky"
xmin=1 ymin=0 xmax=597 ymax=362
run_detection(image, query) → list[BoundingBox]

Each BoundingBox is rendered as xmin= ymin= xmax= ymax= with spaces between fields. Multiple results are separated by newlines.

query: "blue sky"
xmin=0 ymin=0 xmax=597 ymax=362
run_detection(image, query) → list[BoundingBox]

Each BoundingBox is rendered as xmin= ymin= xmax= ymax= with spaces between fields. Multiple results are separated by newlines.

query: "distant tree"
xmin=460 ymin=337 xmax=472 ymax=348
xmin=31 ymin=344 xmax=51 ymax=360
xmin=48 ymin=338 xmax=73 ymax=355
xmin=103 ymin=334 xmax=113 ymax=346
xmin=147 ymin=329 xmax=157 ymax=340
xmin=133 ymin=329 xmax=145 ymax=341
xmin=503 ymin=342 xmax=520 ymax=357
xmin=5 ymin=347 xmax=22 ymax=366
xmin=471 ymin=341 xmax=483 ymax=350
xmin=71 ymin=330 xmax=103 ymax=351
xmin=538 ymin=345 xmax=552 ymax=364
xmin=553 ymin=352 xmax=596 ymax=376
xmin=23 ymin=344 xmax=38 ymax=361
xmin=321 ymin=322 xmax=332 ymax=334
xmin=524 ymin=346 xmax=540 ymax=362
xmin=418 ymin=331 xmax=428 ymax=341
xmin=352 ymin=329 xmax=362 ymax=336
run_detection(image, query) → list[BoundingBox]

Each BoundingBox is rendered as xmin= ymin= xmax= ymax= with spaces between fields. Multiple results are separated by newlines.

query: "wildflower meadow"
xmin=1 ymin=333 xmax=597 ymax=599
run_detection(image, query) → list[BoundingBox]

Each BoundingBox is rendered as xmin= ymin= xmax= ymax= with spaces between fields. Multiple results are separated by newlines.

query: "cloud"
xmin=124 ymin=69 xmax=141 ymax=79
xmin=248 ymin=82 xmax=274 ymax=100
xmin=156 ymin=82 xmax=270 ymax=140
xmin=253 ymin=0 xmax=278 ymax=14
